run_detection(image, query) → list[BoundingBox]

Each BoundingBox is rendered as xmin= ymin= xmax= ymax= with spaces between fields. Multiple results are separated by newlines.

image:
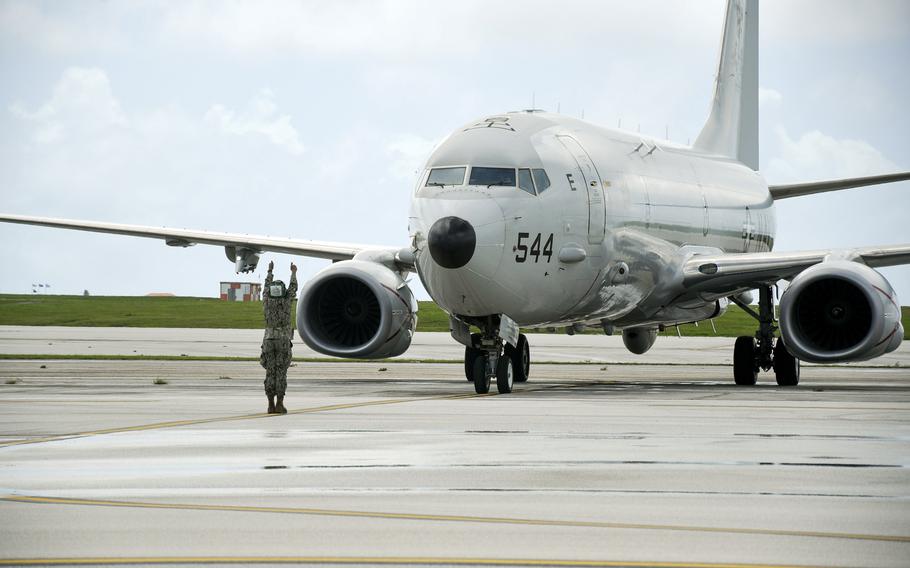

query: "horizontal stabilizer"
xmin=769 ymin=171 xmax=910 ymax=200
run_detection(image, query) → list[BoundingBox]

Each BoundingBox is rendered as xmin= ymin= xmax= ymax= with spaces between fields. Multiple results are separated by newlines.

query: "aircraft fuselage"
xmin=410 ymin=111 xmax=773 ymax=330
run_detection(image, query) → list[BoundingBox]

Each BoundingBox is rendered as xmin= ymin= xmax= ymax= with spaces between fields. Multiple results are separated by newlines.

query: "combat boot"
xmin=276 ymin=395 xmax=287 ymax=414
xmin=267 ymin=395 xmax=276 ymax=414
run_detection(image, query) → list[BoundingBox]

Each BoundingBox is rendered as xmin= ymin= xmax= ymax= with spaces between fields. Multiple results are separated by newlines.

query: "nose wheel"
xmin=464 ymin=332 xmax=530 ymax=394
xmin=464 ymin=333 xmax=482 ymax=382
xmin=470 ymin=352 xmax=490 ymax=394
xmin=505 ymin=334 xmax=530 ymax=383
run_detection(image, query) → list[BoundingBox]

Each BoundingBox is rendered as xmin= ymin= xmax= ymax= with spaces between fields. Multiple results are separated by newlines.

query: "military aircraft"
xmin=2 ymin=0 xmax=909 ymax=394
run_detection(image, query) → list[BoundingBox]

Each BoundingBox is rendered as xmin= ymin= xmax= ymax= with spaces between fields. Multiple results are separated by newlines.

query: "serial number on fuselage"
xmin=515 ymin=232 xmax=554 ymax=263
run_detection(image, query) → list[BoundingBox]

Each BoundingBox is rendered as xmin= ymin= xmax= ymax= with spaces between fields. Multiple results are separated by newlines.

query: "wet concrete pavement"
xmin=0 ymin=357 xmax=909 ymax=567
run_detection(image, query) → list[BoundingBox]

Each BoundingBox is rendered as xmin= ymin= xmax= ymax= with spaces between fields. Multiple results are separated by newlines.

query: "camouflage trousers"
xmin=260 ymin=338 xmax=292 ymax=396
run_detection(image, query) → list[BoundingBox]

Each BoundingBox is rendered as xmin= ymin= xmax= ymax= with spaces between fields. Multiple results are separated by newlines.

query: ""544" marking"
xmin=515 ymin=232 xmax=554 ymax=263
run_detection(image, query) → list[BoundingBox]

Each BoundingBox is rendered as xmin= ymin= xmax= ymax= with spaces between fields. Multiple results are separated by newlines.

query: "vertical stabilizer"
xmin=693 ymin=0 xmax=758 ymax=170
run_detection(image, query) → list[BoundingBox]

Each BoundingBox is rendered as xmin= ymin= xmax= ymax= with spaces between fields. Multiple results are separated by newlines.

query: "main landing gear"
xmin=731 ymin=286 xmax=800 ymax=386
xmin=464 ymin=332 xmax=530 ymax=394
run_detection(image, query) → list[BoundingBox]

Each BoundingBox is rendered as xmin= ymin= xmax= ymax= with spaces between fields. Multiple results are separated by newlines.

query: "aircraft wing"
xmin=768 ymin=171 xmax=910 ymax=200
xmin=681 ymin=244 xmax=910 ymax=295
xmin=0 ymin=213 xmax=405 ymax=270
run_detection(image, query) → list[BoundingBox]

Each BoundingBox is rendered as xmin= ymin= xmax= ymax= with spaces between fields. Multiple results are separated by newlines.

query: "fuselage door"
xmin=557 ymin=135 xmax=605 ymax=245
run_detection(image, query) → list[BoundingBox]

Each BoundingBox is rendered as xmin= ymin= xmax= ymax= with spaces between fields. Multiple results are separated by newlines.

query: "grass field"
xmin=1 ymin=294 xmax=908 ymax=339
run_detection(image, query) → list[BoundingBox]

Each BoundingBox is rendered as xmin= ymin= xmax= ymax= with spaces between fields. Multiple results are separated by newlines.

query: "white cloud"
xmin=159 ymin=0 xmax=722 ymax=59
xmin=385 ymin=134 xmax=438 ymax=182
xmin=0 ymin=1 xmax=126 ymax=54
xmin=204 ymin=90 xmax=306 ymax=156
xmin=763 ymin=0 xmax=910 ymax=44
xmin=767 ymin=126 xmax=899 ymax=182
xmin=9 ymin=67 xmax=127 ymax=144
xmin=758 ymin=87 xmax=782 ymax=108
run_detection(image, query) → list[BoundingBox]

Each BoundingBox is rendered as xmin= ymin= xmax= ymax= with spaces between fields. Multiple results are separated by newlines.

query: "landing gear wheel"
xmin=733 ymin=336 xmax=758 ymax=385
xmin=496 ymin=354 xmax=514 ymax=394
xmin=472 ymin=354 xmax=490 ymax=394
xmin=506 ymin=334 xmax=530 ymax=383
xmin=773 ymin=340 xmax=800 ymax=386
xmin=465 ymin=336 xmax=482 ymax=382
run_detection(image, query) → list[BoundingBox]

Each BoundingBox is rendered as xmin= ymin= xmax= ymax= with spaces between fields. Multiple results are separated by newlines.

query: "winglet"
xmin=693 ymin=0 xmax=759 ymax=170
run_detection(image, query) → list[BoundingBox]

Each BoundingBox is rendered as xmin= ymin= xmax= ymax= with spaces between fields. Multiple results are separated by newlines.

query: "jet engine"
xmin=779 ymin=261 xmax=903 ymax=363
xmin=297 ymin=260 xmax=417 ymax=359
xmin=622 ymin=327 xmax=658 ymax=355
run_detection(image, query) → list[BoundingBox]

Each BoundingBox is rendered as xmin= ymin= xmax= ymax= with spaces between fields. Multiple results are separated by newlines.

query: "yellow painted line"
xmin=0 ymin=392 xmax=488 ymax=448
xmin=0 ymin=557 xmax=821 ymax=567
xmin=5 ymin=495 xmax=908 ymax=544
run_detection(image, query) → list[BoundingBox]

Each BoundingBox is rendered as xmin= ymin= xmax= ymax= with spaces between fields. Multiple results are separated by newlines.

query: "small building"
xmin=220 ymin=282 xmax=262 ymax=302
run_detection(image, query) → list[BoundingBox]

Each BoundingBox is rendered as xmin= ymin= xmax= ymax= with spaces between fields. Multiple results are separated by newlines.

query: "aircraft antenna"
xmin=618 ymin=118 xmax=622 ymax=129
xmin=532 ymin=91 xmax=536 ymax=109
xmin=557 ymin=101 xmax=561 ymax=113
xmin=665 ymin=125 xmax=669 ymax=140
xmin=581 ymin=109 xmax=585 ymax=119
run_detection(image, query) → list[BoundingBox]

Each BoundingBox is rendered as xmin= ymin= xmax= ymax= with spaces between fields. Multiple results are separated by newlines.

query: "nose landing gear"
xmin=731 ymin=286 xmax=801 ymax=386
xmin=463 ymin=329 xmax=530 ymax=394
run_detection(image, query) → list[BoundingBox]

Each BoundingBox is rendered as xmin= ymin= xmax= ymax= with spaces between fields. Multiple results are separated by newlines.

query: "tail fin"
xmin=693 ymin=0 xmax=758 ymax=170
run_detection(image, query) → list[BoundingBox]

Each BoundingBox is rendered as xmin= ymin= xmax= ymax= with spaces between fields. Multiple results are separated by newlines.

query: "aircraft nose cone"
xmin=427 ymin=216 xmax=476 ymax=269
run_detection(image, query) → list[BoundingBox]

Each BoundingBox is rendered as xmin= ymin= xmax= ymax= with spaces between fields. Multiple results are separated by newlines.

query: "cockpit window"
xmin=518 ymin=168 xmax=535 ymax=195
xmin=425 ymin=167 xmax=466 ymax=187
xmin=532 ymin=169 xmax=551 ymax=193
xmin=469 ymin=167 xmax=516 ymax=187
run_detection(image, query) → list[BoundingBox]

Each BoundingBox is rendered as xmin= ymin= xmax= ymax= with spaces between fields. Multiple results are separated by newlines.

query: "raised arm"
xmin=287 ymin=262 xmax=298 ymax=297
xmin=265 ymin=260 xmax=274 ymax=286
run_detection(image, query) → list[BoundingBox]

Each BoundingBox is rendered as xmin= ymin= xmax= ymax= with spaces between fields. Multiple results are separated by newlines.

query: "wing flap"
xmin=0 ymin=213 xmax=378 ymax=262
xmin=769 ymin=171 xmax=910 ymax=200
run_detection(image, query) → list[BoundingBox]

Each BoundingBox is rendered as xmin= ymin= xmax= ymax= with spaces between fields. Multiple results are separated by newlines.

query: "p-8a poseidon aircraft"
xmin=3 ymin=0 xmax=909 ymax=394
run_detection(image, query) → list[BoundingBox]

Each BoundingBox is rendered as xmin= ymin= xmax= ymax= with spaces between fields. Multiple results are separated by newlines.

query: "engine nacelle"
xmin=779 ymin=261 xmax=903 ymax=363
xmin=622 ymin=327 xmax=658 ymax=355
xmin=297 ymin=260 xmax=417 ymax=359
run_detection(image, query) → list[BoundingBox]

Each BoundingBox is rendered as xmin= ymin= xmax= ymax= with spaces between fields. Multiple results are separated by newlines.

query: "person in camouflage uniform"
xmin=261 ymin=260 xmax=298 ymax=414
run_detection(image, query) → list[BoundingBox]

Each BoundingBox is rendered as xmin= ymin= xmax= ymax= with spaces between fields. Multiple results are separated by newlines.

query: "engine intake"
xmin=297 ymin=260 xmax=417 ymax=359
xmin=779 ymin=261 xmax=902 ymax=363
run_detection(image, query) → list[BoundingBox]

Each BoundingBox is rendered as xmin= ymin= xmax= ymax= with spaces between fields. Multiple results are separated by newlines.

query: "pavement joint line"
xmin=4 ymin=495 xmax=909 ymax=544
xmin=0 ymin=557 xmax=824 ymax=568
xmin=1 ymin=354 xmax=901 ymax=369
xmin=0 ymin=391 xmax=489 ymax=449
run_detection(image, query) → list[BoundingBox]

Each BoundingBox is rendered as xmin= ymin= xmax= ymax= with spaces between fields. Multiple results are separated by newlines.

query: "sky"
xmin=0 ymin=0 xmax=908 ymax=304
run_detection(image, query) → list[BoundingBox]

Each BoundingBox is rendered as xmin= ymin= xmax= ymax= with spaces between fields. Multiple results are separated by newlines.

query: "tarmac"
xmin=0 ymin=328 xmax=909 ymax=567
xmin=1 ymin=326 xmax=909 ymax=365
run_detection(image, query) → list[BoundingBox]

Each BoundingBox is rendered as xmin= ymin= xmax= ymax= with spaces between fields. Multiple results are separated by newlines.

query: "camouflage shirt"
xmin=263 ymin=271 xmax=298 ymax=339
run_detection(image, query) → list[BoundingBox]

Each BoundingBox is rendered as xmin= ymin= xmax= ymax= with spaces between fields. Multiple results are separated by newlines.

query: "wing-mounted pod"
xmin=779 ymin=261 xmax=903 ymax=363
xmin=297 ymin=257 xmax=417 ymax=359
xmin=224 ymin=246 xmax=260 ymax=273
